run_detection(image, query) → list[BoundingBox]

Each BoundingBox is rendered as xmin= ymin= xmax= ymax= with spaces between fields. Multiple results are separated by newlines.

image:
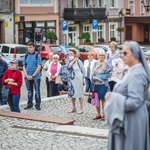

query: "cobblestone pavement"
xmin=0 ymin=96 xmax=108 ymax=150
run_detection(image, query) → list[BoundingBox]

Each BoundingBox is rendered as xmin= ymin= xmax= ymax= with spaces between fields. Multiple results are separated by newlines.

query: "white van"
xmin=0 ymin=44 xmax=28 ymax=68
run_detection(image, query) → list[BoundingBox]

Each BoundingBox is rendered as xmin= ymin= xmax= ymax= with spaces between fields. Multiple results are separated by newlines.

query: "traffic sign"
xmin=62 ymin=20 xmax=68 ymax=33
xmin=92 ymin=19 xmax=98 ymax=32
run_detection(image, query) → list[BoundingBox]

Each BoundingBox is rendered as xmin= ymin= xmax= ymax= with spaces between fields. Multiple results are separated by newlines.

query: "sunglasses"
xmin=122 ymin=51 xmax=128 ymax=56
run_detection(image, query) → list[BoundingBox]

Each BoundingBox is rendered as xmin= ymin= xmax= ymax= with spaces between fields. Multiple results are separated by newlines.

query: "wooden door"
xmin=144 ymin=25 xmax=149 ymax=42
xmin=126 ymin=26 xmax=132 ymax=41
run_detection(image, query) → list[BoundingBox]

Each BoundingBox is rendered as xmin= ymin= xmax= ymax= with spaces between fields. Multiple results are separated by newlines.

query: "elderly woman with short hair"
xmin=84 ymin=52 xmax=97 ymax=92
xmin=107 ymin=41 xmax=120 ymax=91
xmin=47 ymin=54 xmax=62 ymax=96
xmin=92 ymin=50 xmax=110 ymax=120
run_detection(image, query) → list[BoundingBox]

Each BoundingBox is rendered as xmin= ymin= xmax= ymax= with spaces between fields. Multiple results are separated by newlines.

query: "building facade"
xmin=59 ymin=0 xmax=125 ymax=46
xmin=0 ymin=0 xmax=15 ymax=43
xmin=15 ymin=0 xmax=59 ymax=44
xmin=124 ymin=0 xmax=150 ymax=43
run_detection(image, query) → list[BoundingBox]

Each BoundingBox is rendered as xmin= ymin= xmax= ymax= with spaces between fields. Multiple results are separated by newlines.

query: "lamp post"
xmin=142 ymin=0 xmax=150 ymax=12
xmin=119 ymin=11 xmax=123 ymax=45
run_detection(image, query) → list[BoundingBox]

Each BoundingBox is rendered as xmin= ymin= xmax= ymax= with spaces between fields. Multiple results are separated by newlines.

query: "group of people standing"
xmin=0 ymin=40 xmax=150 ymax=149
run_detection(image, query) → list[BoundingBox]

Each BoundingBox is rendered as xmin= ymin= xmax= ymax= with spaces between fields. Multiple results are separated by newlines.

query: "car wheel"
xmin=42 ymin=59 xmax=47 ymax=68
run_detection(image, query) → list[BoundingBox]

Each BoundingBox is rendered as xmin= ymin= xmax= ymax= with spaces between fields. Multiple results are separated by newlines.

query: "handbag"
xmin=91 ymin=90 xmax=100 ymax=107
xmin=2 ymin=85 xmax=10 ymax=101
xmin=63 ymin=83 xmax=68 ymax=91
xmin=87 ymin=93 xmax=92 ymax=104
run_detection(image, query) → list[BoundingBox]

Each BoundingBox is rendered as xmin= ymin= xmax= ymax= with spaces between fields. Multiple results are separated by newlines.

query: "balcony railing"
xmin=64 ymin=8 xmax=107 ymax=21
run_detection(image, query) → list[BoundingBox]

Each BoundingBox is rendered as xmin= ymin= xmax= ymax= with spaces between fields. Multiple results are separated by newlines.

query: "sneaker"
xmin=24 ymin=106 xmax=33 ymax=110
xmin=35 ymin=105 xmax=41 ymax=110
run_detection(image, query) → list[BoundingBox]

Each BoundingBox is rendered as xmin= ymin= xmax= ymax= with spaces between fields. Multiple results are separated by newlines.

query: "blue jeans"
xmin=85 ymin=77 xmax=94 ymax=92
xmin=8 ymin=94 xmax=20 ymax=112
xmin=25 ymin=78 xmax=41 ymax=107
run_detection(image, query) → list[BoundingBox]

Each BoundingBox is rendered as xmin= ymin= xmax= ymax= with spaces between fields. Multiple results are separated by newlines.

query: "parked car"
xmin=0 ymin=44 xmax=28 ymax=69
xmin=59 ymin=45 xmax=74 ymax=56
xmin=0 ymin=52 xmax=11 ymax=65
xmin=75 ymin=45 xmax=103 ymax=60
xmin=95 ymin=44 xmax=111 ymax=53
xmin=35 ymin=43 xmax=65 ymax=66
xmin=118 ymin=45 xmax=148 ymax=55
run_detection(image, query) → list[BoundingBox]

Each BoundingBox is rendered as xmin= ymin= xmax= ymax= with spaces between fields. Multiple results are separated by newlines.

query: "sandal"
xmin=68 ymin=108 xmax=76 ymax=113
xmin=77 ymin=110 xmax=83 ymax=114
xmin=93 ymin=115 xmax=101 ymax=120
xmin=101 ymin=116 xmax=105 ymax=121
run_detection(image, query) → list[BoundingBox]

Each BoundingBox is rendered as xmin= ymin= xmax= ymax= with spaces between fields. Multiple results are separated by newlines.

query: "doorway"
xmin=126 ymin=26 xmax=132 ymax=41
xmin=68 ymin=26 xmax=78 ymax=46
xmin=144 ymin=25 xmax=149 ymax=43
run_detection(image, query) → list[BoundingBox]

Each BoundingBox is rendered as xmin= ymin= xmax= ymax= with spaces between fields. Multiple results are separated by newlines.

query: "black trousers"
xmin=109 ymin=81 xmax=116 ymax=92
xmin=0 ymin=79 xmax=7 ymax=105
xmin=46 ymin=77 xmax=50 ymax=97
xmin=49 ymin=81 xmax=59 ymax=97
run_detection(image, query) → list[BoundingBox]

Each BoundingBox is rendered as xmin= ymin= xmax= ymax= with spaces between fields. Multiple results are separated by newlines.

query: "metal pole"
xmin=120 ymin=20 xmax=121 ymax=45
xmin=64 ymin=34 xmax=65 ymax=45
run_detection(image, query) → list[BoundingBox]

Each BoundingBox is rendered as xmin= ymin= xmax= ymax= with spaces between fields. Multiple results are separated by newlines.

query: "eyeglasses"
xmin=121 ymin=51 xmax=128 ymax=56
xmin=53 ymin=58 xmax=58 ymax=59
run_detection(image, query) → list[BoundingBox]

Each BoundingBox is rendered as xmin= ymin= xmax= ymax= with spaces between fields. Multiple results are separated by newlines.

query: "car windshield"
xmin=94 ymin=48 xmax=104 ymax=53
xmin=50 ymin=46 xmax=62 ymax=52
xmin=76 ymin=46 xmax=90 ymax=52
xmin=141 ymin=47 xmax=147 ymax=52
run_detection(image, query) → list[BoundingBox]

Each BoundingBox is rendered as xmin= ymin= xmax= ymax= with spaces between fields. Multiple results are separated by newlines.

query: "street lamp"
xmin=142 ymin=0 xmax=150 ymax=12
xmin=118 ymin=11 xmax=123 ymax=45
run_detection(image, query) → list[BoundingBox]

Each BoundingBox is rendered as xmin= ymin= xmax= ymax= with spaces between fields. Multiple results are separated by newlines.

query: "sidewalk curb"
xmin=0 ymin=94 xmax=68 ymax=110
xmin=55 ymin=125 xmax=108 ymax=138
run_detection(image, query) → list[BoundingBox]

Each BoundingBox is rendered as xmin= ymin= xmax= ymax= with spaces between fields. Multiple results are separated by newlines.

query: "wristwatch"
xmin=32 ymin=75 xmax=35 ymax=78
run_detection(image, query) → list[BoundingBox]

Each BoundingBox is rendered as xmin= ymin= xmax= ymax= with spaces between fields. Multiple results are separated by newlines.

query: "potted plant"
xmin=78 ymin=32 xmax=92 ymax=44
xmin=110 ymin=37 xmax=116 ymax=42
xmin=116 ymin=27 xmax=125 ymax=32
xmin=46 ymin=31 xmax=58 ymax=44
xmin=98 ymin=37 xmax=105 ymax=43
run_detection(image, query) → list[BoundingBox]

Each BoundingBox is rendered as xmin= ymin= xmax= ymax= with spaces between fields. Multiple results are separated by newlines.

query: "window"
xmin=1 ymin=46 xmax=9 ymax=53
xmin=109 ymin=24 xmax=117 ymax=40
xmin=129 ymin=1 xmax=134 ymax=14
xmin=10 ymin=48 xmax=14 ymax=54
xmin=68 ymin=0 xmax=77 ymax=8
xmin=84 ymin=0 xmax=90 ymax=8
xmin=84 ymin=25 xmax=90 ymax=32
xmin=16 ymin=47 xmax=28 ymax=54
xmin=140 ymin=0 xmax=144 ymax=13
xmin=98 ymin=0 xmax=104 ymax=7
xmin=19 ymin=0 xmax=52 ymax=5
xmin=98 ymin=25 xmax=103 ymax=39
xmin=20 ymin=0 xmax=28 ymax=4
xmin=110 ymin=0 xmax=118 ymax=8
